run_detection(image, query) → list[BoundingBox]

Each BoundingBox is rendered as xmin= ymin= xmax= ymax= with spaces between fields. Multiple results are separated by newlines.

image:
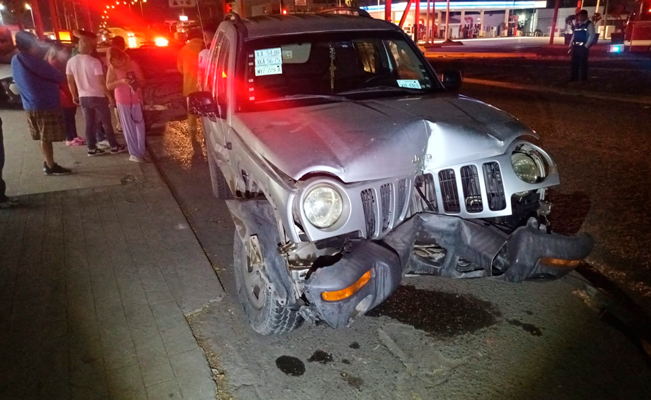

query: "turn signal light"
xmin=322 ymin=270 xmax=372 ymax=302
xmin=539 ymin=258 xmax=582 ymax=268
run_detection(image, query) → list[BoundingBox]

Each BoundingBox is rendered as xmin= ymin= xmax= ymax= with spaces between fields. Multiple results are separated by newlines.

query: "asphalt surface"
xmin=459 ymin=84 xmax=651 ymax=311
xmin=430 ymin=57 xmax=651 ymax=97
xmin=147 ymin=82 xmax=651 ymax=399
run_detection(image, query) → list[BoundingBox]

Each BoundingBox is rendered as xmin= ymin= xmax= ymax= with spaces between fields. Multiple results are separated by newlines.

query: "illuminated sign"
xmin=362 ymin=1 xmax=548 ymax=11
xmin=169 ymin=0 xmax=195 ymax=7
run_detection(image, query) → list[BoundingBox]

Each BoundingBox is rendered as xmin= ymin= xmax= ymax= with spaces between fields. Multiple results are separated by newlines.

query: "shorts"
xmin=26 ymin=110 xmax=66 ymax=142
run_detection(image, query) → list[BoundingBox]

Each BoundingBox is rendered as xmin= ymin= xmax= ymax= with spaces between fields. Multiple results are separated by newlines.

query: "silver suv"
xmin=190 ymin=12 xmax=593 ymax=335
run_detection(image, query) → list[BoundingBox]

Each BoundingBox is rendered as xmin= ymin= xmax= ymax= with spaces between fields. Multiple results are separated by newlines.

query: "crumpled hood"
xmin=232 ymin=94 xmax=536 ymax=183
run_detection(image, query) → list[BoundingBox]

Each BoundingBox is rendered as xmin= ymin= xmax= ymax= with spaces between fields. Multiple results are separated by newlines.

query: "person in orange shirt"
xmin=177 ymin=29 xmax=205 ymax=141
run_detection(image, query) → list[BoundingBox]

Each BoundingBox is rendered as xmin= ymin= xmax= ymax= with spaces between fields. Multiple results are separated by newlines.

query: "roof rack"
xmin=317 ymin=7 xmax=372 ymax=18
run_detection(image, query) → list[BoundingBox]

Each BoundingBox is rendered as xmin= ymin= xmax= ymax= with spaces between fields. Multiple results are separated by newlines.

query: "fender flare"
xmin=226 ymin=199 xmax=298 ymax=307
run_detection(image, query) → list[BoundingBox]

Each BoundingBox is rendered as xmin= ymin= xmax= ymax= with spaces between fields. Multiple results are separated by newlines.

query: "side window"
xmin=206 ymin=31 xmax=224 ymax=94
xmin=215 ymin=36 xmax=231 ymax=106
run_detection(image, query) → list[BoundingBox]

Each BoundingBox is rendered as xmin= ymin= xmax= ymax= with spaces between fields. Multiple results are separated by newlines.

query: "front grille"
xmin=460 ymin=165 xmax=483 ymax=213
xmin=396 ymin=178 xmax=408 ymax=216
xmin=380 ymin=183 xmax=392 ymax=231
xmin=361 ymin=189 xmax=376 ymax=237
xmin=415 ymin=174 xmax=438 ymax=212
xmin=483 ymin=162 xmax=506 ymax=211
xmin=438 ymin=169 xmax=460 ymax=213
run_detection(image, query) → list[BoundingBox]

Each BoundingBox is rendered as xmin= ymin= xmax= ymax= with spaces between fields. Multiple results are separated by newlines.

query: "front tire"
xmin=233 ymin=231 xmax=302 ymax=335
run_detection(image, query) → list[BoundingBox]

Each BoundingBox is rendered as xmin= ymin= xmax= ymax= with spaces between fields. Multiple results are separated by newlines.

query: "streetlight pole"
xmin=26 ymin=4 xmax=36 ymax=30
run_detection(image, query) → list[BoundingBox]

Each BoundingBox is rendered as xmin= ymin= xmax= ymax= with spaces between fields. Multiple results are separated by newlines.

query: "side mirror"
xmin=441 ymin=70 xmax=463 ymax=92
xmin=188 ymin=91 xmax=217 ymax=117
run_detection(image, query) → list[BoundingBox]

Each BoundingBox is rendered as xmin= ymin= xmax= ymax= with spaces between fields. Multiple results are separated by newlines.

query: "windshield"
xmin=241 ymin=31 xmax=441 ymax=110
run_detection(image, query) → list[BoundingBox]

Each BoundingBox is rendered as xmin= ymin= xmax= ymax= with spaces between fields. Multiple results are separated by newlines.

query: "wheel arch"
xmin=226 ymin=199 xmax=300 ymax=307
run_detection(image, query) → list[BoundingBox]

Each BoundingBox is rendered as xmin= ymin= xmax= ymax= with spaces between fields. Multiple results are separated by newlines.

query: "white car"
xmin=0 ymin=58 xmax=20 ymax=106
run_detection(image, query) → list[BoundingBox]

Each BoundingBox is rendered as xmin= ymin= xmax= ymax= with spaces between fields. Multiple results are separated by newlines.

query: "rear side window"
xmin=206 ymin=31 xmax=224 ymax=94
xmin=215 ymin=37 xmax=230 ymax=105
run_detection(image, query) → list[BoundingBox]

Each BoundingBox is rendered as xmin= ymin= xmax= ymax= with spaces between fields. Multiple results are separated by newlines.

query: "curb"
xmin=463 ymin=77 xmax=651 ymax=105
xmin=424 ymin=52 xmax=645 ymax=62
xmin=425 ymin=52 xmax=538 ymax=59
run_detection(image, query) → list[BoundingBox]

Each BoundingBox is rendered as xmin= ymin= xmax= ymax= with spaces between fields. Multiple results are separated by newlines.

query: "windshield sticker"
xmin=397 ymin=80 xmax=422 ymax=89
xmin=282 ymin=50 xmax=293 ymax=60
xmin=255 ymin=64 xmax=283 ymax=76
xmin=255 ymin=47 xmax=283 ymax=76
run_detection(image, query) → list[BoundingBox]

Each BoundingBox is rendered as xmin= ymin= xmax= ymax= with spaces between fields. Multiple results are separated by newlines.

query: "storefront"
xmin=361 ymin=1 xmax=547 ymax=40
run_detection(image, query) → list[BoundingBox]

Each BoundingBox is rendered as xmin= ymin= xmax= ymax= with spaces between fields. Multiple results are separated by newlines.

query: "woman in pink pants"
xmin=106 ymin=48 xmax=148 ymax=162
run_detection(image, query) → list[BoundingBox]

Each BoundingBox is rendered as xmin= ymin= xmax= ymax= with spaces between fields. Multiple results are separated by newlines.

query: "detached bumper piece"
xmin=409 ymin=214 xmax=594 ymax=283
xmin=305 ymin=218 xmax=417 ymax=329
xmin=305 ymin=214 xmax=592 ymax=328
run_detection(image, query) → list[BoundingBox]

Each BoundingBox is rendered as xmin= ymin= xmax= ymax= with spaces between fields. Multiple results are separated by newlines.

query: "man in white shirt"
xmin=67 ymin=37 xmax=125 ymax=156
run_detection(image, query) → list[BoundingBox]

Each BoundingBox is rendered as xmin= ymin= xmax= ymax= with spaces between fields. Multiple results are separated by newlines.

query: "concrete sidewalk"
xmin=0 ymin=109 xmax=221 ymax=400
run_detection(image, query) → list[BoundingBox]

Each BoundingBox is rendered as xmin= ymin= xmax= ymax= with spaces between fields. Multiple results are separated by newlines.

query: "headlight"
xmin=303 ymin=185 xmax=343 ymax=229
xmin=511 ymin=152 xmax=541 ymax=184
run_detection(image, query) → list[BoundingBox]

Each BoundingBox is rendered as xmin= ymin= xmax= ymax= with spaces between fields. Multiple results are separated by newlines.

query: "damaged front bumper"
xmin=305 ymin=213 xmax=593 ymax=328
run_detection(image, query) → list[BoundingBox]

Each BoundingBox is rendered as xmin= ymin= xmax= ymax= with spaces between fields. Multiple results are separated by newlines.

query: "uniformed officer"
xmin=570 ymin=10 xmax=596 ymax=82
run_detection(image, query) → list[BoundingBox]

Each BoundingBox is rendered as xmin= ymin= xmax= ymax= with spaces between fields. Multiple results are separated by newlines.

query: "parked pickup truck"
xmin=190 ymin=12 xmax=593 ymax=335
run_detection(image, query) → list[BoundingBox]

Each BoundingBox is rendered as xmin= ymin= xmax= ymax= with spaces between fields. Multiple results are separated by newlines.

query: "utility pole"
xmin=602 ymin=0 xmax=610 ymax=38
xmin=414 ymin=0 xmax=419 ymax=41
xmin=549 ymin=0 xmax=560 ymax=45
xmin=48 ymin=0 xmax=61 ymax=39
xmin=83 ymin=0 xmax=92 ymax=31
xmin=427 ymin=0 xmax=431 ymax=42
xmin=444 ymin=0 xmax=450 ymax=41
xmin=71 ymin=1 xmax=79 ymax=30
xmin=62 ymin=1 xmax=71 ymax=30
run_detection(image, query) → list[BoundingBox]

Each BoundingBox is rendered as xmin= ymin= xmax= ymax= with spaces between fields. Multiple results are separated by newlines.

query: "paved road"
xmin=148 ymin=86 xmax=651 ymax=399
xmin=430 ymin=57 xmax=651 ymax=97
xmin=459 ymin=84 xmax=651 ymax=312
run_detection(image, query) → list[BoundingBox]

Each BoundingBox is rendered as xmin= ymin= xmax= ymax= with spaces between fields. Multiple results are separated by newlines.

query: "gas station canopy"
xmin=361 ymin=1 xmax=547 ymax=12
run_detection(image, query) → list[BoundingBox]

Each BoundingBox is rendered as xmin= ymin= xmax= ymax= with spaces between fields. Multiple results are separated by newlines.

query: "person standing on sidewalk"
xmin=570 ymin=10 xmax=596 ymax=82
xmin=197 ymin=23 xmax=217 ymax=91
xmin=67 ymin=37 xmax=126 ymax=156
xmin=106 ymin=48 xmax=148 ymax=163
xmin=177 ymin=29 xmax=205 ymax=143
xmin=10 ymin=31 xmax=72 ymax=176
xmin=46 ymin=43 xmax=86 ymax=147
xmin=0 ymin=117 xmax=19 ymax=209
xmin=110 ymin=36 xmax=127 ymax=133
xmin=72 ymin=30 xmax=112 ymax=149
